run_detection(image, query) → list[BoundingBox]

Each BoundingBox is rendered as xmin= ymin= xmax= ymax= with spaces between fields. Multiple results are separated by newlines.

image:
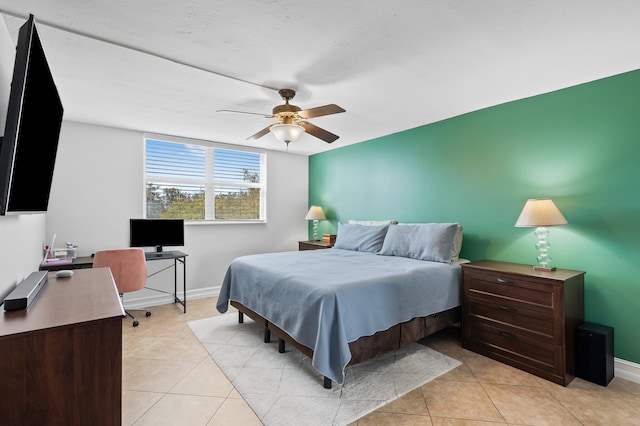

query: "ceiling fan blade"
xmin=297 ymin=104 xmax=345 ymax=119
xmin=246 ymin=125 xmax=273 ymax=141
xmin=217 ymin=109 xmax=273 ymax=118
xmin=299 ymin=121 xmax=339 ymax=143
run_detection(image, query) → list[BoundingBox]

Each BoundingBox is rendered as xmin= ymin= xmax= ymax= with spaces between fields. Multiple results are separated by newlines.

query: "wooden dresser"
xmin=461 ymin=260 xmax=584 ymax=386
xmin=0 ymin=268 xmax=125 ymax=425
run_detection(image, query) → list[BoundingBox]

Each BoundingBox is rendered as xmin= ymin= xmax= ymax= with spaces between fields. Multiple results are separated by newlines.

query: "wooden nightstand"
xmin=298 ymin=240 xmax=333 ymax=251
xmin=461 ymin=259 xmax=585 ymax=386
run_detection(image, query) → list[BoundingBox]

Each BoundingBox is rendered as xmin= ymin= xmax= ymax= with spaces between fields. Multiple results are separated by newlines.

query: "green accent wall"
xmin=309 ymin=69 xmax=640 ymax=365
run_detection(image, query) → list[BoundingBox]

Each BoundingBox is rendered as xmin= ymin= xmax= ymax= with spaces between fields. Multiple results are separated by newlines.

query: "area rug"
xmin=188 ymin=314 xmax=461 ymax=426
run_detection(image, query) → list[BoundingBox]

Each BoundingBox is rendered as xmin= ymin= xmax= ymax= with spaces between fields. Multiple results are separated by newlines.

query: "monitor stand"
xmin=146 ymin=246 xmax=166 ymax=258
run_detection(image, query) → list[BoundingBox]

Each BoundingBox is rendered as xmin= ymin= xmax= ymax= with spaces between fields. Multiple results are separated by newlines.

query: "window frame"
xmin=143 ymin=133 xmax=267 ymax=224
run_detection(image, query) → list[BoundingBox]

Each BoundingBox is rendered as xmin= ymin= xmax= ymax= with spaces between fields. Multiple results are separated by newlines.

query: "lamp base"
xmin=533 ymin=265 xmax=556 ymax=272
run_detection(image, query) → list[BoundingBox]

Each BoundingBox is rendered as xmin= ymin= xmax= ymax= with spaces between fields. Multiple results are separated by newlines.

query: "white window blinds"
xmin=144 ymin=137 xmax=266 ymax=222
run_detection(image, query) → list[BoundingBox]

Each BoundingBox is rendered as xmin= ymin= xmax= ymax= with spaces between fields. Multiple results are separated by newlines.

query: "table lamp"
xmin=305 ymin=205 xmax=326 ymax=241
xmin=515 ymin=198 xmax=568 ymax=272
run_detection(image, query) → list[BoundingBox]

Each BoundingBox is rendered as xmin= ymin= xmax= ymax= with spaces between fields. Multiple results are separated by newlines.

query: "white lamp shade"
xmin=305 ymin=205 xmax=326 ymax=220
xmin=270 ymin=123 xmax=305 ymax=143
xmin=515 ymin=198 xmax=568 ymax=227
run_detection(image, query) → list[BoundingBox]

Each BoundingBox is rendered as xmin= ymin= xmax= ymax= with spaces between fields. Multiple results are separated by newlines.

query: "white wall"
xmin=0 ymin=19 xmax=49 ymax=301
xmin=45 ymin=121 xmax=309 ymax=306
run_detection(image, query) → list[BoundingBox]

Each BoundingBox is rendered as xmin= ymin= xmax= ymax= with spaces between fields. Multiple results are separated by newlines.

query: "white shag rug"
xmin=188 ymin=313 xmax=460 ymax=426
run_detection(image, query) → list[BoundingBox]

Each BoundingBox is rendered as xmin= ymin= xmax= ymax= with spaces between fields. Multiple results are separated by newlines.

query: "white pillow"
xmin=379 ymin=223 xmax=459 ymax=263
xmin=451 ymin=225 xmax=463 ymax=261
xmin=348 ymin=219 xmax=398 ymax=225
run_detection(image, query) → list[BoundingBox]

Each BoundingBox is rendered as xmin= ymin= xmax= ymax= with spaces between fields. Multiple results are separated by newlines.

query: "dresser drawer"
xmin=466 ymin=271 xmax=556 ymax=308
xmin=468 ymin=320 xmax=562 ymax=377
xmin=467 ymin=296 xmax=556 ymax=342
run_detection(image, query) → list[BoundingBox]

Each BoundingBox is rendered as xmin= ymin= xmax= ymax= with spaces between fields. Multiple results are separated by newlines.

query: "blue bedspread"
xmin=216 ymin=248 xmax=462 ymax=384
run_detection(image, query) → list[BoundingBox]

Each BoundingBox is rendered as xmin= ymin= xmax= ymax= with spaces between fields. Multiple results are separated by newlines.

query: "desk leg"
xmin=182 ymin=257 xmax=186 ymax=313
xmin=173 ymin=257 xmax=186 ymax=313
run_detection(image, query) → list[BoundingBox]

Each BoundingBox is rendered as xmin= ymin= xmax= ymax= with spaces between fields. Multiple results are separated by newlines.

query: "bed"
xmin=216 ymin=222 xmax=465 ymax=388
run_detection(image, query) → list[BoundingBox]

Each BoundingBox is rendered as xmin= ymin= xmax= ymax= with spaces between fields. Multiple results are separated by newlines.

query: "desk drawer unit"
xmin=461 ymin=260 xmax=585 ymax=386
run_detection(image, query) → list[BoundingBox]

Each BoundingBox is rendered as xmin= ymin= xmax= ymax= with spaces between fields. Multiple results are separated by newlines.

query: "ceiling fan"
xmin=218 ymin=89 xmax=345 ymax=145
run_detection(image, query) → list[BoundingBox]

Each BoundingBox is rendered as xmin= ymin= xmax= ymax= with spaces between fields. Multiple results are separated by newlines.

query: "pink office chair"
xmin=93 ymin=248 xmax=150 ymax=327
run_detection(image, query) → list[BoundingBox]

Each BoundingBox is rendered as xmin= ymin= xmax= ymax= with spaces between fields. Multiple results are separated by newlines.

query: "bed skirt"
xmin=230 ymin=300 xmax=460 ymax=386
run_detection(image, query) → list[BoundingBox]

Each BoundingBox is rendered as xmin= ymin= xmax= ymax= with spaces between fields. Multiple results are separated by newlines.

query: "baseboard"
xmin=123 ymin=285 xmax=221 ymax=309
xmin=615 ymin=357 xmax=640 ymax=384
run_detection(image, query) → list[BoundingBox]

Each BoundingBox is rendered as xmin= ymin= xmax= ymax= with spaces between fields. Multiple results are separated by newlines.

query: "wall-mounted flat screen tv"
xmin=0 ymin=14 xmax=63 ymax=215
xmin=129 ymin=219 xmax=185 ymax=253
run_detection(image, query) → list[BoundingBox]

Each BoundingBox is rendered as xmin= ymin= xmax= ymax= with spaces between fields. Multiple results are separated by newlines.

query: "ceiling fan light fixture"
xmin=270 ymin=123 xmax=305 ymax=143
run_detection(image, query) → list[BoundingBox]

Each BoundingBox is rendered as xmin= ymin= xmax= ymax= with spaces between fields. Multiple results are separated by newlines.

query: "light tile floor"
xmin=123 ymin=297 xmax=640 ymax=425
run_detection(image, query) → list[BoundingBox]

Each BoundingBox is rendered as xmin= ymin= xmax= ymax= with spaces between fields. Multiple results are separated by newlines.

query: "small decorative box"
xmin=322 ymin=234 xmax=337 ymax=245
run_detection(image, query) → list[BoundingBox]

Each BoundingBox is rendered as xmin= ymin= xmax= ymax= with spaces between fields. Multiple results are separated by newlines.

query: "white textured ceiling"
xmin=2 ymin=1 xmax=640 ymax=155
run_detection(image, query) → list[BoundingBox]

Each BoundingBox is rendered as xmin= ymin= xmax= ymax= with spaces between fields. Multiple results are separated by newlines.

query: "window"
xmin=144 ymin=136 xmax=266 ymax=222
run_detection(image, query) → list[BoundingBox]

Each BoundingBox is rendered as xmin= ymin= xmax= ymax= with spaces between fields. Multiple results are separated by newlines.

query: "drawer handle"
xmin=499 ymin=331 xmax=516 ymax=339
xmin=499 ymin=305 xmax=516 ymax=313
xmin=496 ymin=278 xmax=514 ymax=285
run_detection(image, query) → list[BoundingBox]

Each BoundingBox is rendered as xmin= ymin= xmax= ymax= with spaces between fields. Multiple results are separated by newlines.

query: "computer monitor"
xmin=129 ymin=219 xmax=184 ymax=253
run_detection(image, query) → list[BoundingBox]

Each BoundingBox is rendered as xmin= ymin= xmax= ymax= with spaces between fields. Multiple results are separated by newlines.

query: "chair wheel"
xmin=133 ymin=320 xmax=139 ymax=327
xmin=145 ymin=311 xmax=151 ymax=317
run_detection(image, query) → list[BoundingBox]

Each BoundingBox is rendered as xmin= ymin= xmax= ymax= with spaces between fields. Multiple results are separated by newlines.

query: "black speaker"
xmin=576 ymin=322 xmax=614 ymax=386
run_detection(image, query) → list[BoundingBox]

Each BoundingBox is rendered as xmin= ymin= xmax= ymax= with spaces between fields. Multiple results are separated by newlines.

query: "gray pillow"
xmin=333 ymin=223 xmax=390 ymax=253
xmin=379 ymin=223 xmax=459 ymax=263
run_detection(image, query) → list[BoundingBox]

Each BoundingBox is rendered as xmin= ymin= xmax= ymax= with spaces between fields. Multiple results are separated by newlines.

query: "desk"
xmin=144 ymin=250 xmax=188 ymax=313
xmin=40 ymin=250 xmax=188 ymax=313
xmin=0 ymin=268 xmax=124 ymax=425
xmin=39 ymin=255 xmax=94 ymax=271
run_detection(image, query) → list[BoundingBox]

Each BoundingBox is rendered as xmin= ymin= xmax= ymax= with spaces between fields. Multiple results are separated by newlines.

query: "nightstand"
xmin=461 ymin=259 xmax=585 ymax=386
xmin=298 ymin=240 xmax=333 ymax=251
